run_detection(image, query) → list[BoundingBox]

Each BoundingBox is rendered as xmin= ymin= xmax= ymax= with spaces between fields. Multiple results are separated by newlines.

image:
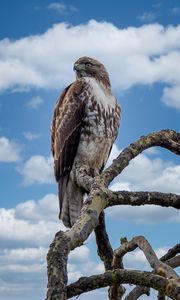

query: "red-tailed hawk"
xmin=51 ymin=56 xmax=120 ymax=227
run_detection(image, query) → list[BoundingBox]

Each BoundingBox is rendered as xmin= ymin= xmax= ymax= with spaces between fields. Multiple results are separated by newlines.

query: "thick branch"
xmin=113 ymin=236 xmax=179 ymax=281
xmin=106 ymin=190 xmax=180 ymax=209
xmin=46 ymin=129 xmax=180 ymax=300
xmin=67 ymin=269 xmax=180 ymax=299
xmin=94 ymin=211 xmax=113 ymax=270
xmin=46 ymin=232 xmax=69 ymax=300
xmin=127 ymin=245 xmax=180 ymax=300
xmin=100 ymin=129 xmax=180 ymax=186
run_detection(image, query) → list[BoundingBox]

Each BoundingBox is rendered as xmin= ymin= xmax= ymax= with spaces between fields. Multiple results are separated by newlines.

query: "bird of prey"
xmin=51 ymin=56 xmax=120 ymax=227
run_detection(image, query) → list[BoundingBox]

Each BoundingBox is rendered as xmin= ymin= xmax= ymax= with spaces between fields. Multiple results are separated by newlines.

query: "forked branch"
xmin=45 ymin=129 xmax=180 ymax=300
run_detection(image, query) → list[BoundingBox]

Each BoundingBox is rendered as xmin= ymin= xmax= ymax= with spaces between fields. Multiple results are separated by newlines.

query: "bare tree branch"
xmin=124 ymin=286 xmax=150 ymax=300
xmin=165 ymin=255 xmax=180 ymax=269
xmin=94 ymin=211 xmax=113 ymax=271
xmin=161 ymin=244 xmax=180 ymax=262
xmin=100 ymin=129 xmax=180 ymax=186
xmin=123 ymin=242 xmax=180 ymax=300
xmin=105 ymin=190 xmax=180 ymax=209
xmin=67 ymin=269 xmax=180 ymax=299
xmin=113 ymin=236 xmax=179 ymax=281
xmin=46 ymin=232 xmax=69 ymax=300
xmin=108 ymin=238 xmax=126 ymax=300
xmin=45 ymin=129 xmax=180 ymax=300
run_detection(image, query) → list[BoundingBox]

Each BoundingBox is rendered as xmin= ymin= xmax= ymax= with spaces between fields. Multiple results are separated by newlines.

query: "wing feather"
xmin=51 ymin=80 xmax=85 ymax=212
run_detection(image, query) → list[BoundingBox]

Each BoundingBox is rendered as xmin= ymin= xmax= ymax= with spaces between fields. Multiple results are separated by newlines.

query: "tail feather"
xmin=59 ymin=177 xmax=83 ymax=227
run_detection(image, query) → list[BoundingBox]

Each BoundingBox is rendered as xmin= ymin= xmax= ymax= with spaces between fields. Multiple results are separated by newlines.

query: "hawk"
xmin=51 ymin=56 xmax=120 ymax=227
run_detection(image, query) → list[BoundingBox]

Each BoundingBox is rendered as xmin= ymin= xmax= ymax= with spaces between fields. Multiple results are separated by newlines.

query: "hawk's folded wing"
xmin=51 ymin=81 xmax=85 ymax=211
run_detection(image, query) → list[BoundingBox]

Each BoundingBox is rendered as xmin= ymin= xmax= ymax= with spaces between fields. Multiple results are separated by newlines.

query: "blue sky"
xmin=0 ymin=1 xmax=179 ymax=299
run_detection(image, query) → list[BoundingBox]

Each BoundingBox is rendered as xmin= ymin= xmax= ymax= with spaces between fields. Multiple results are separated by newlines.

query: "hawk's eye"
xmin=85 ymin=63 xmax=92 ymax=67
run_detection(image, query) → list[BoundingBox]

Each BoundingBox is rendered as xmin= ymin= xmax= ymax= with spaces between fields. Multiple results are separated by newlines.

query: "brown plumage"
xmin=51 ymin=56 xmax=121 ymax=227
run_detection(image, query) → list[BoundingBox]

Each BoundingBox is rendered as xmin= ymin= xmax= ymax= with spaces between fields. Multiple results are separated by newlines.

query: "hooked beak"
xmin=73 ymin=63 xmax=85 ymax=72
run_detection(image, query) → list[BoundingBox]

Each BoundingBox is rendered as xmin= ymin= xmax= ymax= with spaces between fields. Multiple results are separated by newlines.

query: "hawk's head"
xmin=74 ymin=56 xmax=111 ymax=89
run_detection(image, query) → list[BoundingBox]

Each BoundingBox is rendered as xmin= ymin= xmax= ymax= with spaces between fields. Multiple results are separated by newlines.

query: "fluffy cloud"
xmin=47 ymin=2 xmax=78 ymax=15
xmin=26 ymin=96 xmax=44 ymax=109
xmin=109 ymin=144 xmax=180 ymax=194
xmin=137 ymin=12 xmax=156 ymax=22
xmin=0 ymin=137 xmax=22 ymax=162
xmin=18 ymin=155 xmax=54 ymax=185
xmin=23 ymin=131 xmax=41 ymax=141
xmin=107 ymin=204 xmax=180 ymax=223
xmin=0 ymin=190 xmax=178 ymax=300
xmin=0 ymin=194 xmax=62 ymax=248
xmin=0 ymin=192 xmax=103 ymax=299
xmin=0 ymin=21 xmax=180 ymax=109
xmin=107 ymin=143 xmax=180 ymax=223
xmin=124 ymin=247 xmax=169 ymax=270
xmin=161 ymin=85 xmax=180 ymax=110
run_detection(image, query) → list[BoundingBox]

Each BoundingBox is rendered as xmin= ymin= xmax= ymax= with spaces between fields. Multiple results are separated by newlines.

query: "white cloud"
xmin=0 ymin=137 xmax=22 ymax=162
xmin=26 ymin=96 xmax=43 ymax=109
xmin=0 ymin=21 xmax=180 ymax=109
xmin=107 ymin=204 xmax=180 ymax=224
xmin=0 ymin=194 xmax=63 ymax=248
xmin=15 ymin=194 xmax=58 ymax=221
xmin=1 ymin=247 xmax=47 ymax=262
xmin=137 ymin=12 xmax=156 ymax=22
xmin=124 ymin=247 xmax=169 ymax=270
xmin=23 ymin=131 xmax=41 ymax=141
xmin=18 ymin=155 xmax=54 ymax=185
xmin=0 ymin=191 xmax=177 ymax=300
xmin=109 ymin=144 xmax=180 ymax=194
xmin=107 ymin=143 xmax=180 ymax=223
xmin=69 ymin=245 xmax=90 ymax=263
xmin=0 ymin=192 xmax=104 ymax=299
xmin=161 ymin=85 xmax=180 ymax=110
xmin=119 ymin=154 xmax=180 ymax=194
xmin=47 ymin=2 xmax=77 ymax=15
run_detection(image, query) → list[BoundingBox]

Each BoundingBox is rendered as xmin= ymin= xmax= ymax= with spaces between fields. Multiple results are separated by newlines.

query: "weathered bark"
xmin=124 ymin=286 xmax=150 ymax=300
xmin=46 ymin=232 xmax=69 ymax=300
xmin=124 ymin=243 xmax=180 ymax=300
xmin=165 ymin=255 xmax=180 ymax=269
xmin=161 ymin=244 xmax=180 ymax=262
xmin=45 ymin=129 xmax=180 ymax=300
xmin=113 ymin=236 xmax=179 ymax=281
xmin=106 ymin=190 xmax=180 ymax=209
xmin=94 ymin=211 xmax=113 ymax=271
xmin=67 ymin=269 xmax=180 ymax=299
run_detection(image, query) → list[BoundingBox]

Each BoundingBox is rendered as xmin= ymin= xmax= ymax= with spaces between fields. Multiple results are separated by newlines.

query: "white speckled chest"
xmin=75 ymin=77 xmax=120 ymax=174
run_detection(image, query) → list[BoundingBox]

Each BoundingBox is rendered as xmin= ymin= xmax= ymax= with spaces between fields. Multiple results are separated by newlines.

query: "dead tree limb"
xmin=125 ymin=242 xmax=180 ymax=299
xmin=94 ymin=211 xmax=113 ymax=271
xmin=124 ymin=286 xmax=150 ymax=300
xmin=45 ymin=129 xmax=180 ymax=300
xmin=105 ymin=190 xmax=180 ymax=209
xmin=161 ymin=244 xmax=180 ymax=262
xmin=67 ymin=269 xmax=180 ymax=299
xmin=113 ymin=235 xmax=179 ymax=281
